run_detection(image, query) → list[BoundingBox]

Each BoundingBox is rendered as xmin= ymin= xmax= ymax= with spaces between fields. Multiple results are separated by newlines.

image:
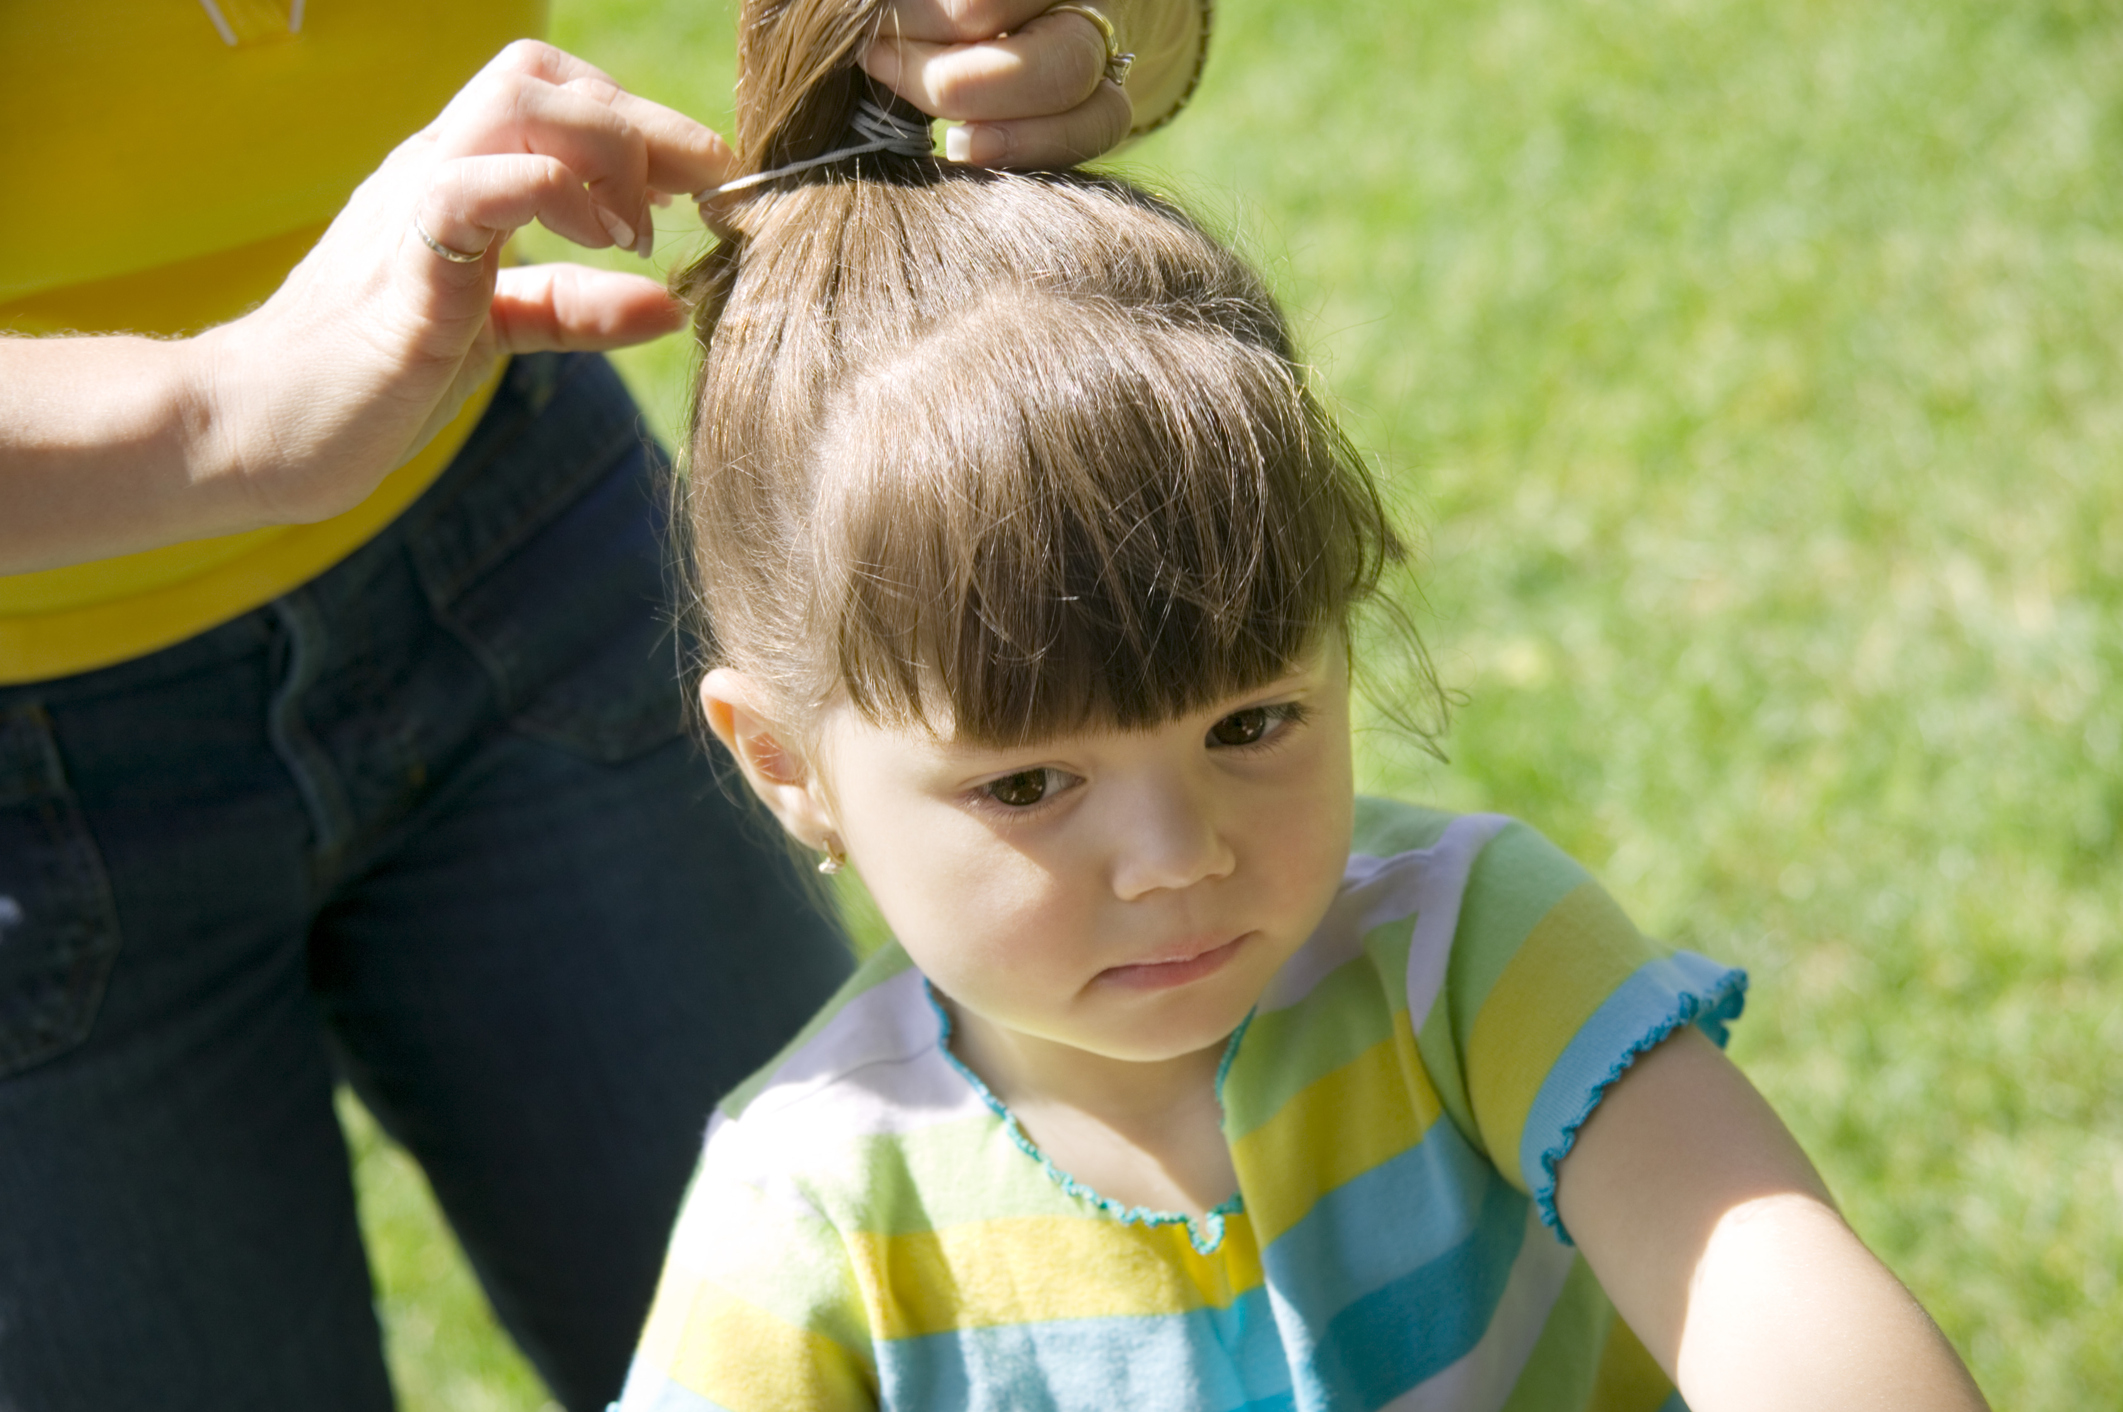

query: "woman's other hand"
xmin=862 ymin=0 xmax=1205 ymax=167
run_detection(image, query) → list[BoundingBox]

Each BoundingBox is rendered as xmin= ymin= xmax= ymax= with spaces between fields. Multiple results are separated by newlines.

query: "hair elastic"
xmin=701 ymin=98 xmax=934 ymax=200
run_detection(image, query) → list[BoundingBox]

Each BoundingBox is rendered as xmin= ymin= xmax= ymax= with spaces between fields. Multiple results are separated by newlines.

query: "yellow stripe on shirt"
xmin=1465 ymin=882 xmax=1651 ymax=1186
xmin=647 ymin=1283 xmax=878 ymax=1412
xmin=846 ymin=1214 xmax=1263 ymax=1339
xmin=1232 ymin=1011 xmax=1442 ymax=1246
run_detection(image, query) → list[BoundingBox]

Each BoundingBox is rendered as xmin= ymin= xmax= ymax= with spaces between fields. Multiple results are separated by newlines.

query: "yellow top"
xmin=0 ymin=0 xmax=546 ymax=683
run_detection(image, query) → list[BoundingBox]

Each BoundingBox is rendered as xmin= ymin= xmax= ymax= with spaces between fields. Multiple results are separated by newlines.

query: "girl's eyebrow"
xmin=928 ymin=737 xmax=1081 ymax=769
xmin=958 ymin=680 xmax=1325 ymax=761
xmin=1248 ymin=669 xmax=1319 ymax=696
xmin=1221 ymin=663 xmax=1328 ymax=706
xmin=922 ymin=658 xmax=1333 ymax=764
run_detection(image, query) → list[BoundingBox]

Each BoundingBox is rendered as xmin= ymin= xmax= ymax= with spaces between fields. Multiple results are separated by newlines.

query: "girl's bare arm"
xmin=1555 ymin=1025 xmax=1989 ymax=1412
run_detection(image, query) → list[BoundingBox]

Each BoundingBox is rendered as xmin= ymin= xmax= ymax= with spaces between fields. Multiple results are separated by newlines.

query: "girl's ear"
xmin=699 ymin=669 xmax=835 ymax=849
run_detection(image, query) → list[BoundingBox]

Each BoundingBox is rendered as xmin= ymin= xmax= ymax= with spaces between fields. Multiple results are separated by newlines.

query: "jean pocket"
xmin=409 ymin=355 xmax=688 ymax=764
xmin=0 ymin=704 xmax=123 ymax=1079
xmin=505 ymin=602 xmax=692 ymax=763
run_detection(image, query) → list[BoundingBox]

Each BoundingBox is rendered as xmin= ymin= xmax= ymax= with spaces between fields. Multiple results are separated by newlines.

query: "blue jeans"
xmin=0 ymin=353 xmax=852 ymax=1412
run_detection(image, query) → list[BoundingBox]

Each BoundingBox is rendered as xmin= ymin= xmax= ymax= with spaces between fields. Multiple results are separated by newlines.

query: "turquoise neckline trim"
xmin=923 ymin=979 xmax=1248 ymax=1257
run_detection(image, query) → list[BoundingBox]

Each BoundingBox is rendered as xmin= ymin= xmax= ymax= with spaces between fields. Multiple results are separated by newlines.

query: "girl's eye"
xmin=982 ymin=768 xmax=1065 ymax=808
xmin=1209 ymin=706 xmax=1273 ymax=747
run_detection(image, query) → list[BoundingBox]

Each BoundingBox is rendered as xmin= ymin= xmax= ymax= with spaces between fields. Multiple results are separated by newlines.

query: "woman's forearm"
xmin=0 ymin=333 xmax=255 ymax=575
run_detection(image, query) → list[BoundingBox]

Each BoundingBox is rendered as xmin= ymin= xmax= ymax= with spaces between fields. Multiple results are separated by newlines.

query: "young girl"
xmin=617 ymin=4 xmax=1990 ymax=1408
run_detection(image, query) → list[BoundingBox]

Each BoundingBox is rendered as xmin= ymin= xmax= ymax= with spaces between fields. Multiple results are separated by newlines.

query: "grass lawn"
xmin=350 ymin=0 xmax=2123 ymax=1406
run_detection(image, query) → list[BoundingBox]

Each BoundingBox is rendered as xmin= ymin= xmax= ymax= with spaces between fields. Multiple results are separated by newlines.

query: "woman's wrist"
xmin=180 ymin=316 xmax=356 ymax=531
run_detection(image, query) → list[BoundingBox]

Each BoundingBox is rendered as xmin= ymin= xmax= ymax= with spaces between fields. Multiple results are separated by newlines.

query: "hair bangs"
xmin=804 ymin=294 xmax=1398 ymax=746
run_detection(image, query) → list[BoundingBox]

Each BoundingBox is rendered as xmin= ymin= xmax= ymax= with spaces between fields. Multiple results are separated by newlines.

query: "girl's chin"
xmin=1078 ymin=999 xmax=1258 ymax=1070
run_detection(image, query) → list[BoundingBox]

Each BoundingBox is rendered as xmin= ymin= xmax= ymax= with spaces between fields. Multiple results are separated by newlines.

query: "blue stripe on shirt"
xmin=1254 ymin=1116 xmax=1499 ymax=1317
xmin=1276 ymin=1175 xmax=1530 ymax=1410
xmin=876 ymin=1292 xmax=1294 ymax=1412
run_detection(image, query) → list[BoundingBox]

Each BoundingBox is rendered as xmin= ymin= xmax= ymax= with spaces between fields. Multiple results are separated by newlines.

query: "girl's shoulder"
xmin=1349 ymin=795 xmax=1461 ymax=856
xmin=691 ymin=948 xmax=1015 ymax=1225
xmin=1337 ymin=798 xmax=1660 ymax=981
xmin=1273 ymin=796 xmax=1747 ymax=1240
xmin=1347 ymin=795 xmax=1590 ymax=893
xmin=1328 ymin=798 xmax=1612 ymax=973
xmin=715 ymin=944 xmax=943 ymax=1115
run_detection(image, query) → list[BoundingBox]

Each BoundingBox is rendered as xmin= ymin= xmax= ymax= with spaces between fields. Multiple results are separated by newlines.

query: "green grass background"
xmin=349 ymin=0 xmax=2123 ymax=1406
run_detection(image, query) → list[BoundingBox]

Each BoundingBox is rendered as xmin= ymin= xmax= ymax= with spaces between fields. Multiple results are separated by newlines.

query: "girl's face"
xmin=809 ymin=648 xmax=1356 ymax=1069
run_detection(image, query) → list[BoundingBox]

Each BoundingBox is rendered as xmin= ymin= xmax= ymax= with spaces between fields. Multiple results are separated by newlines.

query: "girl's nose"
xmin=1107 ymin=777 xmax=1236 ymax=901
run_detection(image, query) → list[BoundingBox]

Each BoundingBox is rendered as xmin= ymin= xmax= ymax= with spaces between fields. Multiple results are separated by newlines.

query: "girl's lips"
xmin=1097 ymin=935 xmax=1248 ymax=991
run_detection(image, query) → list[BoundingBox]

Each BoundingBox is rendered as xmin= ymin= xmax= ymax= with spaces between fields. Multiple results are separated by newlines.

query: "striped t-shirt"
xmin=618 ymin=799 xmax=1747 ymax=1412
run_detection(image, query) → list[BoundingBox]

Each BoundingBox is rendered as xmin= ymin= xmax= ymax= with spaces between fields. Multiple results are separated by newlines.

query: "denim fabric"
xmin=0 ymin=353 xmax=853 ymax=1412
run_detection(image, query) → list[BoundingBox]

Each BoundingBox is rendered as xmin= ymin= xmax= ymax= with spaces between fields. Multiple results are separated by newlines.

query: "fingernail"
xmin=944 ymin=125 xmax=1002 ymax=165
xmin=635 ymin=223 xmax=655 ymax=259
xmin=598 ymin=206 xmax=637 ymax=251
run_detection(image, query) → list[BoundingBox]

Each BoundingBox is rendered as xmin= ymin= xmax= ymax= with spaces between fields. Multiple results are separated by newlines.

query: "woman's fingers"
xmin=448 ymin=73 xmax=738 ymax=208
xmin=606 ymin=89 xmax=739 ymax=198
xmin=422 ymin=40 xmax=738 ymax=257
xmin=865 ymin=10 xmax=1109 ymax=121
xmin=482 ymin=36 xmax=624 ymax=86
xmin=414 ymin=152 xmax=619 ymax=258
xmin=482 ymin=41 xmax=738 ymax=193
xmin=945 ymin=80 xmax=1132 ymax=167
xmin=864 ymin=5 xmax=1139 ymax=165
xmin=490 ymin=265 xmax=687 ymax=353
xmin=871 ymin=0 xmax=1057 ymax=44
xmin=431 ymin=75 xmax=654 ymax=251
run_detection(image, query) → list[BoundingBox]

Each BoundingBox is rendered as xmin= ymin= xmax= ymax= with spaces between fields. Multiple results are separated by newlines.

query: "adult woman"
xmin=0 ymin=4 xmax=1206 ymax=1408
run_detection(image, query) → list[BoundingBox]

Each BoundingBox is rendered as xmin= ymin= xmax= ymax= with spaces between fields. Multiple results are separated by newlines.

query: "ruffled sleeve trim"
xmin=1524 ymin=952 xmax=1749 ymax=1244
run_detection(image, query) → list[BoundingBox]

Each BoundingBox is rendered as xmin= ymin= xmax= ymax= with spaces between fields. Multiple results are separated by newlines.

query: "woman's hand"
xmin=193 ymin=40 xmax=733 ymax=528
xmin=863 ymin=0 xmax=1205 ymax=166
xmin=0 ymin=41 xmax=731 ymax=573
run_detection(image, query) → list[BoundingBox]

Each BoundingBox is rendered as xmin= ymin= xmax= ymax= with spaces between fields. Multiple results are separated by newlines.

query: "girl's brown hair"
xmin=678 ymin=0 xmax=1416 ymax=747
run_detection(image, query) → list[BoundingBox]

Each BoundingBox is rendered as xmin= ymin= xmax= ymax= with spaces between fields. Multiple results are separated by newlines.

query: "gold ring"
xmin=1043 ymin=2 xmax=1134 ymax=87
xmin=413 ymin=213 xmax=489 ymax=264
